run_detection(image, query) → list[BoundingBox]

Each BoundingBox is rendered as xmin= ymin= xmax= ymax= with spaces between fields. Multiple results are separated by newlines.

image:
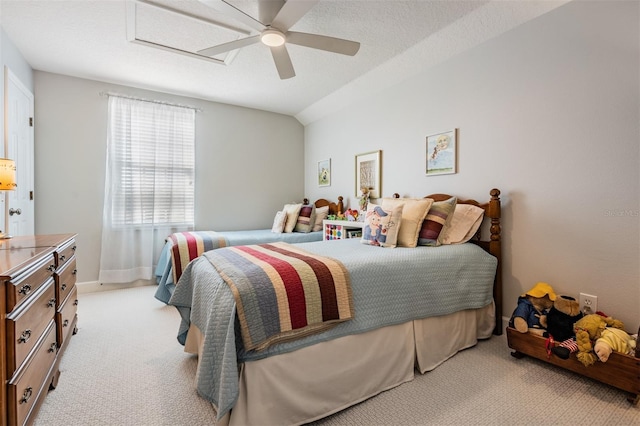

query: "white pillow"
xmin=271 ymin=211 xmax=287 ymax=233
xmin=282 ymin=203 xmax=302 ymax=233
xmin=439 ymin=204 xmax=484 ymax=244
xmin=312 ymin=205 xmax=330 ymax=231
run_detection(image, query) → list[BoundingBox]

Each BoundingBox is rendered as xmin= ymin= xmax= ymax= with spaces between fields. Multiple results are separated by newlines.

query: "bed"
xmin=169 ymin=189 xmax=503 ymax=426
xmin=155 ymin=196 xmax=344 ymax=304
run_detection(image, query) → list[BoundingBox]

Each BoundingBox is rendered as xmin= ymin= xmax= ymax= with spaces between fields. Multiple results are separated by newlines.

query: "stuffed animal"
xmin=574 ymin=314 xmax=625 ymax=366
xmin=509 ymin=282 xmax=556 ymax=336
xmin=546 ymin=295 xmax=583 ymax=359
xmin=594 ymin=327 xmax=637 ymax=362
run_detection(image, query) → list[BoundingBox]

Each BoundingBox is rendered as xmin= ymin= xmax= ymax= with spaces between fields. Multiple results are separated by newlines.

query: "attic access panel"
xmin=126 ymin=0 xmax=251 ymax=65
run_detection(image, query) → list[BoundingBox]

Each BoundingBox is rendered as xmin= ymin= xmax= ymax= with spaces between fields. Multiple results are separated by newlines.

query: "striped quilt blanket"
xmin=168 ymin=231 xmax=229 ymax=283
xmin=204 ymin=242 xmax=354 ymax=351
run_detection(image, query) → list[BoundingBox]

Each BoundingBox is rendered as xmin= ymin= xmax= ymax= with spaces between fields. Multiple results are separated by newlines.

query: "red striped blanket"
xmin=204 ymin=242 xmax=353 ymax=351
xmin=168 ymin=231 xmax=229 ymax=283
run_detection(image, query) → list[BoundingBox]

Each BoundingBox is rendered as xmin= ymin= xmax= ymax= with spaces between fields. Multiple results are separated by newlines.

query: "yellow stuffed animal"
xmin=574 ymin=314 xmax=625 ymax=366
xmin=594 ymin=327 xmax=637 ymax=362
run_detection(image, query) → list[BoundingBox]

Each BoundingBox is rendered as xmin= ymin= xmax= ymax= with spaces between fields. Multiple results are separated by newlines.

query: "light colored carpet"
xmin=33 ymin=285 xmax=639 ymax=426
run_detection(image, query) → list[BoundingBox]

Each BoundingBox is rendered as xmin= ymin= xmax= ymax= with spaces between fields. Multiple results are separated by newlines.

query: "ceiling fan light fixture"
xmin=261 ymin=30 xmax=285 ymax=47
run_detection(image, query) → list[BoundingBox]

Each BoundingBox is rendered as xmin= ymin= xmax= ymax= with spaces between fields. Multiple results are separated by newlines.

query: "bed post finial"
xmin=337 ymin=196 xmax=343 ymax=214
xmin=489 ymin=189 xmax=501 ymax=242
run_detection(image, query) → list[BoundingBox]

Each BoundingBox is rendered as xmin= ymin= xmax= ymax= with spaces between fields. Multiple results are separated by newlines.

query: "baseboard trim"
xmin=77 ymin=280 xmax=155 ymax=294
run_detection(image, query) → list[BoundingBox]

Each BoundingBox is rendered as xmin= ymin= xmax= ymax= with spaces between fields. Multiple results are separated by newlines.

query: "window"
xmin=107 ymin=96 xmax=195 ymax=227
xmin=99 ymin=95 xmax=195 ymax=284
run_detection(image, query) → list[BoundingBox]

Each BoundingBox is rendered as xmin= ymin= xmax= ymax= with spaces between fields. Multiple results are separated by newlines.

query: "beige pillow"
xmin=271 ymin=211 xmax=287 ymax=233
xmin=439 ymin=204 xmax=484 ymax=244
xmin=381 ymin=197 xmax=433 ymax=247
xmin=312 ymin=205 xmax=329 ymax=231
xmin=282 ymin=203 xmax=302 ymax=233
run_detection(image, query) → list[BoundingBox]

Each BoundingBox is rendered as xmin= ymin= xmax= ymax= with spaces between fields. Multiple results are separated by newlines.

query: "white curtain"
xmin=99 ymin=96 xmax=195 ymax=284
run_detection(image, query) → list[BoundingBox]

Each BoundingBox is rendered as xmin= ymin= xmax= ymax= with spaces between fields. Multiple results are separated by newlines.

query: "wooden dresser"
xmin=0 ymin=234 xmax=78 ymax=426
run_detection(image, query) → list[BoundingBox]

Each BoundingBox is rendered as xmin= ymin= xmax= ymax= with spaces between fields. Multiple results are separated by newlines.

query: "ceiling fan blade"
xmin=197 ymin=0 xmax=266 ymax=32
xmin=271 ymin=0 xmax=320 ymax=31
xmin=286 ymin=32 xmax=360 ymax=56
xmin=197 ymin=35 xmax=261 ymax=56
xmin=270 ymin=45 xmax=295 ymax=80
xmin=258 ymin=0 xmax=285 ymax=25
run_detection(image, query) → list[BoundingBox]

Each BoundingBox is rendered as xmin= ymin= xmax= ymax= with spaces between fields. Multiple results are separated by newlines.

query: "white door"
xmin=5 ymin=67 xmax=35 ymax=236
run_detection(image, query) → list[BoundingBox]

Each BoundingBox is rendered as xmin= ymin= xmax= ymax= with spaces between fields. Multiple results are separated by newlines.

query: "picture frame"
xmin=355 ymin=150 xmax=381 ymax=198
xmin=426 ymin=129 xmax=457 ymax=176
xmin=317 ymin=159 xmax=331 ymax=187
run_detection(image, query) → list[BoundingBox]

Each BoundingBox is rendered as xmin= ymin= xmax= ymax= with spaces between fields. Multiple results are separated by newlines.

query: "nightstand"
xmin=322 ymin=220 xmax=364 ymax=241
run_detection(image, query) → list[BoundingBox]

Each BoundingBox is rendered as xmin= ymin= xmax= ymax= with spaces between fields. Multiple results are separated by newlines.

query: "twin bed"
xmin=165 ymin=189 xmax=503 ymax=426
xmin=154 ymin=197 xmax=344 ymax=304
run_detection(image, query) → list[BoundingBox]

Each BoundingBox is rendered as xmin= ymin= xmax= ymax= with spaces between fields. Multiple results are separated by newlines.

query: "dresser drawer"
xmin=55 ymin=256 xmax=77 ymax=309
xmin=56 ymin=238 xmax=77 ymax=270
xmin=57 ymin=285 xmax=78 ymax=348
xmin=7 ymin=320 xmax=58 ymax=426
xmin=6 ymin=279 xmax=57 ymax=376
xmin=6 ymin=253 xmax=57 ymax=312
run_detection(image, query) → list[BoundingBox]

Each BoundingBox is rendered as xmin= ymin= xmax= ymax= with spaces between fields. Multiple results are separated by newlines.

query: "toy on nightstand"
xmin=508 ymin=282 xmax=556 ymax=336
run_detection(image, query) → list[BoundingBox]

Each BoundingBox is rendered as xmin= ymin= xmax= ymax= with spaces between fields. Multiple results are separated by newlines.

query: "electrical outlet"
xmin=579 ymin=293 xmax=598 ymax=315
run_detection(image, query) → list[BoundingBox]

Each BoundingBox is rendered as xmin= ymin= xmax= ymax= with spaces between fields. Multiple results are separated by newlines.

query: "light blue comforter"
xmin=169 ymin=238 xmax=497 ymax=420
xmin=155 ymin=229 xmax=323 ymax=303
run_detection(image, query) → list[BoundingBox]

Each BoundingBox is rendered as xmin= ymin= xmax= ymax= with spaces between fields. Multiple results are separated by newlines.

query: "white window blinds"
xmin=107 ymin=96 xmax=195 ymax=226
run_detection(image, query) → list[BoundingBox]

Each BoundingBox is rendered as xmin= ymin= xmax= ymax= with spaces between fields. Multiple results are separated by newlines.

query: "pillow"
xmin=282 ymin=203 xmax=302 ymax=233
xmin=271 ymin=211 xmax=287 ymax=233
xmin=418 ymin=197 xmax=457 ymax=246
xmin=360 ymin=203 xmax=403 ymax=248
xmin=312 ymin=205 xmax=329 ymax=232
xmin=381 ymin=197 xmax=433 ymax=248
xmin=294 ymin=203 xmax=316 ymax=233
xmin=439 ymin=203 xmax=485 ymax=245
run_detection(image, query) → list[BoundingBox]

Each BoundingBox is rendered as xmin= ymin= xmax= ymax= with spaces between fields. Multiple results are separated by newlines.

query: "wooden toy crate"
xmin=506 ymin=326 xmax=640 ymax=405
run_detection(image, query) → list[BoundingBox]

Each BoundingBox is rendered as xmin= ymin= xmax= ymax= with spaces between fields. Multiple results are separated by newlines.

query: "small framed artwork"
xmin=317 ymin=159 xmax=331 ymax=187
xmin=355 ymin=150 xmax=381 ymax=198
xmin=426 ymin=129 xmax=457 ymax=176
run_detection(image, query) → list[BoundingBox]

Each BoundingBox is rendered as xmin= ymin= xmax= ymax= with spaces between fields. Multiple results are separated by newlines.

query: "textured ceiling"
xmin=0 ymin=0 xmax=567 ymax=124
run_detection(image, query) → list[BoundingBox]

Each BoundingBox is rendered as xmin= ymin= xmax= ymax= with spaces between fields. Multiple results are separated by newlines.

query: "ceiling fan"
xmin=197 ymin=0 xmax=360 ymax=79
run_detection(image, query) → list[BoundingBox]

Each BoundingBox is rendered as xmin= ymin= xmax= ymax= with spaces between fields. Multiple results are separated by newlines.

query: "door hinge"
xmin=30 ymin=191 xmax=34 ymax=200
xmin=29 ymin=117 xmax=33 ymax=127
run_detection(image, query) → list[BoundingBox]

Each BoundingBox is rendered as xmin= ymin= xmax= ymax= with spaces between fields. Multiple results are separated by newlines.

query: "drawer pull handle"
xmin=48 ymin=342 xmax=57 ymax=353
xmin=72 ymin=269 xmax=77 ymax=275
xmin=18 ymin=329 xmax=32 ymax=344
xmin=18 ymin=284 xmax=32 ymax=295
xmin=47 ymin=298 xmax=56 ymax=308
xmin=47 ymin=264 xmax=56 ymax=272
xmin=60 ymin=255 xmax=66 ymax=262
xmin=63 ymin=319 xmax=69 ymax=327
xmin=74 ymin=299 xmax=79 ymax=306
xmin=20 ymin=387 xmax=33 ymax=404
xmin=61 ymin=283 xmax=67 ymax=291
xmin=72 ymin=245 xmax=77 ymax=251
xmin=9 ymin=207 xmax=22 ymax=216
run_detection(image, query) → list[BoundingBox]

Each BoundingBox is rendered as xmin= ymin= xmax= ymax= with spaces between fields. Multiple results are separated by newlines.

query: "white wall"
xmin=304 ymin=1 xmax=640 ymax=328
xmin=34 ymin=72 xmax=304 ymax=285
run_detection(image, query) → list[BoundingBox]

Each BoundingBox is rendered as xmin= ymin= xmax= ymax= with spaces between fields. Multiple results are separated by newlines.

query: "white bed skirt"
xmin=184 ymin=302 xmax=495 ymax=426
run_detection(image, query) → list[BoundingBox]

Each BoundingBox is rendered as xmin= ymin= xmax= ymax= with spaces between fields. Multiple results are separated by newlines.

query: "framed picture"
xmin=317 ymin=159 xmax=331 ymax=187
xmin=355 ymin=150 xmax=381 ymax=198
xmin=426 ymin=129 xmax=457 ymax=176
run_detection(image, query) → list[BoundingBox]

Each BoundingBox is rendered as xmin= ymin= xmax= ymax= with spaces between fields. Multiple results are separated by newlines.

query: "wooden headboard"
xmin=393 ymin=188 xmax=502 ymax=335
xmin=304 ymin=196 xmax=344 ymax=216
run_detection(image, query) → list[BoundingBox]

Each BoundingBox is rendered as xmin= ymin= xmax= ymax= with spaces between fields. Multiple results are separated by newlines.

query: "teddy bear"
xmin=574 ymin=314 xmax=626 ymax=366
xmin=593 ymin=327 xmax=637 ymax=362
xmin=545 ymin=295 xmax=583 ymax=359
xmin=508 ymin=282 xmax=556 ymax=336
